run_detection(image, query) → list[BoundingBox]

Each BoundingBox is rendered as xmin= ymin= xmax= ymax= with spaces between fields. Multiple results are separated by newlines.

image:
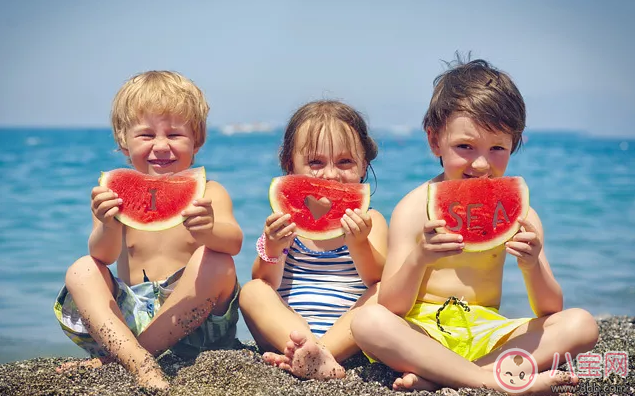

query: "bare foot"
xmin=275 ymin=330 xmax=345 ymax=380
xmin=262 ymin=351 xmax=289 ymax=367
xmin=494 ymin=370 xmax=577 ymax=395
xmin=393 ymin=372 xmax=440 ymax=392
xmin=135 ymin=356 xmax=170 ymax=390
xmin=526 ymin=370 xmax=577 ymax=395
xmin=57 ymin=356 xmax=168 ymax=390
xmin=56 ymin=356 xmax=113 ymax=373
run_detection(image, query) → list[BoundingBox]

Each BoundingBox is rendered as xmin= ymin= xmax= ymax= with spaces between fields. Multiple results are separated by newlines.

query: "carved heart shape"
xmin=304 ymin=195 xmax=332 ymax=220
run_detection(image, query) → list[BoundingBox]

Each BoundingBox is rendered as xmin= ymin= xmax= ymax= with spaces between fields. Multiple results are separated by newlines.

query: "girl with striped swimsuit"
xmin=239 ymin=100 xmax=388 ymax=380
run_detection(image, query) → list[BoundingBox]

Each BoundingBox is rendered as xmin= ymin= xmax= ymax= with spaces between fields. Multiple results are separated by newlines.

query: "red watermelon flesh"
xmin=99 ymin=167 xmax=206 ymax=231
xmin=269 ymin=175 xmax=371 ymax=240
xmin=427 ymin=176 xmax=529 ymax=252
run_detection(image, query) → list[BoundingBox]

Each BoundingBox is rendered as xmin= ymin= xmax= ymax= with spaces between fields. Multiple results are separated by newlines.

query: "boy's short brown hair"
xmin=111 ymin=71 xmax=210 ymax=150
xmin=423 ymin=57 xmax=526 ymax=153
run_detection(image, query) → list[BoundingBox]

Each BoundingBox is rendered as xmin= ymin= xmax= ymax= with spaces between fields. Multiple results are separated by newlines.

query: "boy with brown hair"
xmin=54 ymin=71 xmax=243 ymax=389
xmin=351 ymin=56 xmax=599 ymax=394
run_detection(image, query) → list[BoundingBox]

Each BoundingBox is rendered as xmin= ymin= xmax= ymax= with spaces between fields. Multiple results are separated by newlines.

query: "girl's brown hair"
xmin=279 ymin=100 xmax=378 ymax=181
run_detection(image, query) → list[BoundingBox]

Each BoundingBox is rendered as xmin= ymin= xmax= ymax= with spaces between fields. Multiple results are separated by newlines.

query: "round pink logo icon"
xmin=493 ymin=348 xmax=538 ymax=393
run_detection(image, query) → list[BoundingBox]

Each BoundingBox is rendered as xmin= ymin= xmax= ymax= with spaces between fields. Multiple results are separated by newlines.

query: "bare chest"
xmin=118 ymin=225 xmax=199 ymax=284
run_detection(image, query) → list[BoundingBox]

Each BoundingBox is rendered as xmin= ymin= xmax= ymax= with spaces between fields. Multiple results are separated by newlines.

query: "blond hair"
xmin=111 ymin=71 xmax=209 ymax=150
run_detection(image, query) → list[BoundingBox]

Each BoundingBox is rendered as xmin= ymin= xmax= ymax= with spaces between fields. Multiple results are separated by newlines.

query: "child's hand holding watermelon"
xmin=416 ymin=219 xmax=465 ymax=265
xmin=341 ymin=208 xmax=373 ymax=245
xmin=182 ymin=197 xmax=215 ymax=234
xmin=262 ymin=212 xmax=296 ymax=260
xmin=505 ymin=217 xmax=543 ymax=270
xmin=90 ymin=186 xmax=122 ymax=226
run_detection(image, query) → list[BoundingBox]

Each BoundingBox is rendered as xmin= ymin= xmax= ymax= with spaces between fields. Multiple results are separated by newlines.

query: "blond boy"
xmin=351 ymin=58 xmax=599 ymax=394
xmin=54 ymin=71 xmax=243 ymax=389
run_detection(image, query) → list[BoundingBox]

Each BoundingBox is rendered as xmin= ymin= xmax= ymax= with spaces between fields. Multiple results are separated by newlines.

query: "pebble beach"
xmin=1 ymin=316 xmax=633 ymax=396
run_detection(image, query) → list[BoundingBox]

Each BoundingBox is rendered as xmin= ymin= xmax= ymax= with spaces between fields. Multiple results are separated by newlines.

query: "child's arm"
xmin=88 ymin=186 xmax=123 ymax=264
xmin=378 ymin=187 xmax=464 ymax=316
xmin=342 ymin=208 xmax=388 ymax=286
xmin=181 ymin=180 xmax=243 ymax=256
xmin=505 ymin=207 xmax=563 ymax=317
xmin=251 ymin=213 xmax=296 ymax=288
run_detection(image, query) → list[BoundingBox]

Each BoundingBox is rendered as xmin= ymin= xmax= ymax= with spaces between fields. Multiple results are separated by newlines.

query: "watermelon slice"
xmin=269 ymin=175 xmax=371 ymax=240
xmin=99 ymin=167 xmax=206 ymax=231
xmin=427 ymin=176 xmax=529 ymax=252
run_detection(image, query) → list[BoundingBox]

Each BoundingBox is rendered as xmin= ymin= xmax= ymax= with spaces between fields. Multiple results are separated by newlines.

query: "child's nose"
xmin=472 ymin=155 xmax=490 ymax=170
xmin=153 ymin=137 xmax=170 ymax=151
xmin=322 ymin=165 xmax=341 ymax=181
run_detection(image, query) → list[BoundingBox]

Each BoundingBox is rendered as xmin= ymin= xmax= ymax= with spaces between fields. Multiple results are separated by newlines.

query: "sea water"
xmin=0 ymin=128 xmax=633 ymax=363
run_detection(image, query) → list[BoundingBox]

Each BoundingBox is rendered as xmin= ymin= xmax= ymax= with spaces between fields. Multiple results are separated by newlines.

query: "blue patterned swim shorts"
xmin=53 ymin=266 xmax=239 ymax=358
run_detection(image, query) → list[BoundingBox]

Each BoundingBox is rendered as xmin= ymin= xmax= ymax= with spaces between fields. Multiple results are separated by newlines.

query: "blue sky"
xmin=1 ymin=1 xmax=633 ymax=136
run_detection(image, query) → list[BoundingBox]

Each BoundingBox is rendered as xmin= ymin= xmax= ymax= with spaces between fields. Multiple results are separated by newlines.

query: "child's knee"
xmin=563 ymin=308 xmax=599 ymax=347
xmin=65 ymin=255 xmax=106 ymax=290
xmin=237 ymin=279 xmax=270 ymax=309
xmin=351 ymin=304 xmax=391 ymax=340
xmin=194 ymin=247 xmax=236 ymax=281
xmin=550 ymin=308 xmax=598 ymax=349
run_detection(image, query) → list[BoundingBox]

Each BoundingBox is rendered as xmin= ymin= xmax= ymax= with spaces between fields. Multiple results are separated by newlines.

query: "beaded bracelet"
xmin=256 ymin=233 xmax=289 ymax=264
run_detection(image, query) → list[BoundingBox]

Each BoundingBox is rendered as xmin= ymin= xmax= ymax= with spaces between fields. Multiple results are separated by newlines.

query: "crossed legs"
xmin=57 ymin=247 xmax=236 ymax=389
xmin=351 ymin=305 xmax=598 ymax=394
xmin=239 ymin=279 xmax=378 ymax=379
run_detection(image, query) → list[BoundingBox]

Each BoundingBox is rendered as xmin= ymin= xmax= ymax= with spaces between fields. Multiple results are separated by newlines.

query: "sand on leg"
xmin=62 ymin=255 xmax=169 ymax=390
xmin=137 ymin=248 xmax=237 ymax=355
xmin=239 ymin=278 xmax=315 ymax=369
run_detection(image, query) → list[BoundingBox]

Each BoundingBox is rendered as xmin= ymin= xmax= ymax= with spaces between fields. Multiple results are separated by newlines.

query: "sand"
xmin=1 ymin=316 xmax=633 ymax=396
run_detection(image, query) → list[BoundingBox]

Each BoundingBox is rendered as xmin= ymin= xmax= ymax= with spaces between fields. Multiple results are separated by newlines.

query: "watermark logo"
xmin=550 ymin=351 xmax=629 ymax=378
xmin=495 ymin=349 xmax=629 ymax=394
xmin=493 ymin=348 xmax=538 ymax=393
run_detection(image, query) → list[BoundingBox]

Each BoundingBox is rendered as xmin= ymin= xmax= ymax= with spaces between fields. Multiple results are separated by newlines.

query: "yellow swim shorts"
xmin=404 ymin=298 xmax=532 ymax=361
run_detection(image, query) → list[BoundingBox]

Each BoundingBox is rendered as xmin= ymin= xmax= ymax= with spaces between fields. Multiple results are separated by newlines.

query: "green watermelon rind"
xmin=427 ymin=177 xmax=530 ymax=252
xmin=269 ymin=175 xmax=371 ymax=241
xmin=98 ymin=167 xmax=207 ymax=232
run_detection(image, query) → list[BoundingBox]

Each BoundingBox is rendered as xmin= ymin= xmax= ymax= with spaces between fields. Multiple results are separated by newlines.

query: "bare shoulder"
xmin=393 ymin=182 xmax=430 ymax=219
xmin=204 ymin=180 xmax=231 ymax=199
xmin=390 ymin=181 xmax=432 ymax=235
xmin=368 ymin=208 xmax=387 ymax=223
xmin=203 ymin=180 xmax=237 ymax=221
xmin=205 ymin=179 xmax=227 ymax=191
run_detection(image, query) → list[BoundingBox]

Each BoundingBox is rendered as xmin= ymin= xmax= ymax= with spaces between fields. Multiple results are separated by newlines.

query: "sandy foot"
xmin=55 ymin=356 xmax=112 ymax=373
xmin=134 ymin=355 xmax=170 ymax=390
xmin=263 ymin=330 xmax=345 ymax=380
xmin=55 ymin=355 xmax=169 ymax=390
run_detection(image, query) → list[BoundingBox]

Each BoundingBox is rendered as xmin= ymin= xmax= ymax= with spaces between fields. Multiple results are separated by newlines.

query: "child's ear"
xmin=426 ymin=128 xmax=441 ymax=157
